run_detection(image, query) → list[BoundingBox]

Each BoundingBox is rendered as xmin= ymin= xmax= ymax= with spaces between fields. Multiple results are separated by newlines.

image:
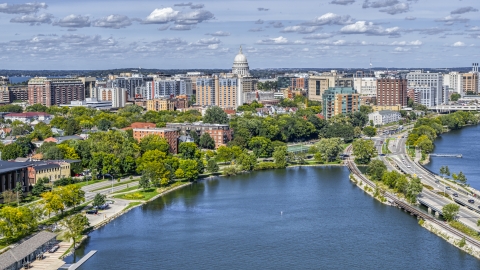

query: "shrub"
xmin=222 ymin=166 xmax=239 ymax=176
xmin=124 ymin=192 xmax=144 ymax=199
xmin=254 ymin=162 xmax=277 ymax=171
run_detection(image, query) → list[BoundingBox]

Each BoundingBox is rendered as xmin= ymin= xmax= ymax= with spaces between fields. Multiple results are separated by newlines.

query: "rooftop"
xmin=4 ymin=112 xmax=52 ymax=118
xmin=0 ymin=231 xmax=56 ymax=269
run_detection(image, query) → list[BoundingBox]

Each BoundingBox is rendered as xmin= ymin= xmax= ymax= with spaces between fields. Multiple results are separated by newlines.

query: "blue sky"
xmin=0 ymin=0 xmax=479 ymax=69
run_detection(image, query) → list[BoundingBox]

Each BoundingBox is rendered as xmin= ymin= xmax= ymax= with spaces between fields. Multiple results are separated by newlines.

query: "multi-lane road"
xmin=374 ymin=131 xmax=480 ymax=231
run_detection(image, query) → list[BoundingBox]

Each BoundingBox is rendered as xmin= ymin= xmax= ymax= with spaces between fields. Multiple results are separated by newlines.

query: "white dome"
xmin=232 ymin=46 xmax=250 ymax=76
xmin=234 ymin=53 xmax=247 ymax=63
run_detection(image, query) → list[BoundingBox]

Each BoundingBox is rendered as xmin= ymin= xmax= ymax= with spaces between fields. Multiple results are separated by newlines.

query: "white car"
xmin=407 ymin=165 xmax=411 ymax=168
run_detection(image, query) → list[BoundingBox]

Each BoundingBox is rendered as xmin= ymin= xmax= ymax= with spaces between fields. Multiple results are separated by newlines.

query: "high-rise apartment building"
xmin=9 ymin=86 xmax=28 ymax=102
xmin=0 ymin=86 xmax=10 ymax=103
xmin=406 ymin=71 xmax=445 ymax=105
xmin=144 ymin=77 xmax=193 ymax=100
xmin=463 ymin=73 xmax=478 ymax=94
xmin=217 ymin=78 xmax=238 ymax=109
xmin=113 ymin=75 xmax=144 ymax=100
xmin=376 ymin=78 xmax=407 ymax=107
xmin=196 ymin=77 xmax=216 ymax=107
xmin=91 ymin=87 xmax=126 ymax=108
xmin=28 ymin=77 xmax=85 ymax=106
xmin=443 ymin=72 xmax=463 ymax=94
xmin=353 ymin=77 xmax=377 ymax=96
xmin=322 ymin=87 xmax=360 ymax=119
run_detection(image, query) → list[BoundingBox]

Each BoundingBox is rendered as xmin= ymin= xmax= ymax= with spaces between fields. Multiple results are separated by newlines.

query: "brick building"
xmin=132 ymin=127 xmax=179 ymax=153
xmin=28 ymin=77 xmax=85 ymax=106
xmin=8 ymin=86 xmax=29 ymax=102
xmin=376 ymin=78 xmax=407 ymax=107
xmin=166 ymin=122 xmax=232 ymax=148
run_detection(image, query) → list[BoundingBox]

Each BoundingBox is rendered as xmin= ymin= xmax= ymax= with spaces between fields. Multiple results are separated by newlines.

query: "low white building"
xmin=4 ymin=112 xmax=52 ymax=124
xmin=368 ymin=110 xmax=401 ymax=126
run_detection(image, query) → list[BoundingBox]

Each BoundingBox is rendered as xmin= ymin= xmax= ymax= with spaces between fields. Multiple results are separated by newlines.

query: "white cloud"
xmin=394 ymin=47 xmax=410 ymax=52
xmin=363 ymin=0 xmax=399 ymax=9
xmin=453 ymin=41 xmax=465 ymax=47
xmin=205 ymin=31 xmax=230 ymax=36
xmin=256 ymin=36 xmax=306 ymax=45
xmin=174 ymin=2 xmax=205 ymax=9
xmin=330 ymin=0 xmax=356 ymax=5
xmin=303 ymin=33 xmax=334 ymax=39
xmin=170 ymin=24 xmax=193 ymax=30
xmin=93 ymin=15 xmax=133 ymax=29
xmin=451 ymin=7 xmax=478 ymax=15
xmin=340 ymin=21 xmax=400 ymax=36
xmin=303 ymin=13 xmax=354 ymax=26
xmin=53 ymin=14 xmax=91 ymax=28
xmin=143 ymin=7 xmax=213 ymax=27
xmin=0 ymin=2 xmax=47 ymax=14
xmin=405 ymin=16 xmax=416 ymax=20
xmin=10 ymin=13 xmax=53 ymax=25
xmin=380 ymin=3 xmax=409 ymax=15
xmin=281 ymin=26 xmax=318 ymax=34
xmin=435 ymin=15 xmax=469 ymax=25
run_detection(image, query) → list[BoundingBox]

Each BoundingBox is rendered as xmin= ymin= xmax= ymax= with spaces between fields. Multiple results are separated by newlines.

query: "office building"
xmin=77 ymin=77 xmax=97 ymax=98
xmin=413 ymin=85 xmax=435 ymax=107
xmin=322 ymin=87 xmax=360 ymax=119
xmin=376 ymin=78 xmax=407 ymax=107
xmin=28 ymin=77 xmax=85 ymax=106
xmin=91 ymin=87 xmax=127 ymax=108
xmin=406 ymin=71 xmax=445 ymax=105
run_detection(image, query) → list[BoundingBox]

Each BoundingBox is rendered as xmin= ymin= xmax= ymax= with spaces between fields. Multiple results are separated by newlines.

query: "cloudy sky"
xmin=1 ymin=0 xmax=479 ymax=70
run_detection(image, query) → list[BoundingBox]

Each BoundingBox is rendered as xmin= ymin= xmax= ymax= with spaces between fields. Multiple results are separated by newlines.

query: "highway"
xmin=377 ymin=131 xmax=480 ymax=231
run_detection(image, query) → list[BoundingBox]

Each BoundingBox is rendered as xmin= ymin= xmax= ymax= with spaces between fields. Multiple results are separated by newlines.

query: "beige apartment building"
xmin=147 ymin=98 xmax=175 ymax=111
xmin=463 ymin=73 xmax=478 ymax=94
xmin=308 ymin=75 xmax=336 ymax=102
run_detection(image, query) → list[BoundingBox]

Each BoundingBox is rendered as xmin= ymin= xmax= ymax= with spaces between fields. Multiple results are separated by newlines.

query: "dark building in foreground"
xmin=0 ymin=161 xmax=29 ymax=194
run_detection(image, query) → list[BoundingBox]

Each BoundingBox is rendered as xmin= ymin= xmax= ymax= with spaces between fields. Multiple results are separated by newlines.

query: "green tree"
xmin=272 ymin=146 xmax=288 ymax=168
xmin=199 ymin=133 xmax=215 ymax=149
xmin=2 ymin=143 xmax=24 ymax=160
xmin=0 ymin=104 xmax=23 ymax=113
xmin=31 ymin=178 xmax=48 ymax=196
xmin=41 ymin=191 xmax=64 ymax=216
xmin=363 ymin=126 xmax=376 ymax=138
xmin=139 ymin=134 xmax=170 ymax=154
xmin=442 ymin=203 xmax=460 ymax=222
xmin=406 ymin=177 xmax=423 ymax=203
xmin=179 ymin=159 xmax=199 ymax=181
xmin=139 ymin=174 xmax=151 ymax=190
xmin=64 ymin=118 xmax=81 ymax=135
xmin=203 ymin=106 xmax=229 ymax=124
xmin=30 ymin=122 xmax=53 ymax=140
xmin=248 ymin=136 xmax=273 ymax=158
xmin=97 ymin=118 xmax=112 ymax=131
xmin=61 ymin=214 xmax=90 ymax=249
xmin=239 ymin=152 xmax=257 ymax=171
xmin=216 ymin=146 xmax=234 ymax=163
xmin=415 ymin=135 xmax=434 ymax=153
xmin=26 ymin=103 xmax=48 ymax=112
xmin=207 ymin=159 xmax=219 ymax=173
xmin=456 ymin=171 xmax=467 ymax=184
xmin=352 ymin=139 xmax=377 ymax=164
xmin=93 ymin=193 xmax=107 ymax=208
xmin=439 ymin=166 xmax=446 ymax=177
xmin=445 ymin=166 xmax=450 ymax=177
xmin=313 ymin=138 xmax=343 ymax=162
xmin=0 ymin=206 xmax=37 ymax=240
xmin=179 ymin=142 xmax=199 ymax=159
xmin=189 ymin=130 xmax=200 ymax=145
xmin=450 ymin=93 xmax=461 ymax=102
xmin=58 ymin=184 xmax=85 ymax=211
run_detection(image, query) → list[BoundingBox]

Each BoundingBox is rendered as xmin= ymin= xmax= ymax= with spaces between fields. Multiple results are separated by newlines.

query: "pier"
xmin=59 ymin=250 xmax=97 ymax=270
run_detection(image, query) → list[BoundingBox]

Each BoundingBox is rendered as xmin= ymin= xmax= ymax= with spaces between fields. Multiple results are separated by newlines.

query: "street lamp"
xmin=107 ymin=174 xmax=114 ymax=193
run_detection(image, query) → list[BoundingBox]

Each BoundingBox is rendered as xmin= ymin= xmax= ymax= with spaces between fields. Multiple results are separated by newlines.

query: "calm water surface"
xmin=424 ymin=124 xmax=480 ymax=190
xmin=65 ymin=167 xmax=480 ymax=269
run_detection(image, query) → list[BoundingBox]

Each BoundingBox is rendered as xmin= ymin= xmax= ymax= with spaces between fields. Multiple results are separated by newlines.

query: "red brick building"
xmin=166 ymin=122 xmax=232 ymax=149
xmin=376 ymin=78 xmax=407 ymax=106
xmin=132 ymin=127 xmax=179 ymax=153
xmin=28 ymin=77 xmax=85 ymax=106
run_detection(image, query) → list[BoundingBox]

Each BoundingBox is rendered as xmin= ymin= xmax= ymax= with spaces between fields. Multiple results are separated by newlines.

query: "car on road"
xmin=407 ymin=165 xmax=411 ymax=168
xmin=446 ymin=186 xmax=451 ymax=190
xmin=435 ymin=180 xmax=439 ymax=184
xmin=453 ymin=193 xmax=458 ymax=197
xmin=468 ymin=199 xmax=475 ymax=204
xmin=49 ymin=245 xmax=59 ymax=253
xmin=86 ymin=209 xmax=98 ymax=214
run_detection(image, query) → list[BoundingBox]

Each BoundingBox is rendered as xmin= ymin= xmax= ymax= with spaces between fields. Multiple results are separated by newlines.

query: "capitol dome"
xmin=232 ymin=46 xmax=250 ymax=77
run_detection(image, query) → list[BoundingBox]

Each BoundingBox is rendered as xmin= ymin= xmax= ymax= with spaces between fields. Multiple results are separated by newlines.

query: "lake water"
xmin=424 ymin=124 xmax=480 ymax=190
xmin=65 ymin=167 xmax=480 ymax=269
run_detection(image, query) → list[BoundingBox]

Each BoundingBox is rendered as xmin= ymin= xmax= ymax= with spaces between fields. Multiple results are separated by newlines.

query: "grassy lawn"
xmin=113 ymin=181 xmax=189 ymax=201
xmin=112 ymin=186 xmax=140 ymax=194
xmin=91 ymin=179 xmax=138 ymax=192
xmin=125 ymin=202 xmax=142 ymax=210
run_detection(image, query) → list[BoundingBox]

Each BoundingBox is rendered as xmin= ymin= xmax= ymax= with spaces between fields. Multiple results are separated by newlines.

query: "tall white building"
xmin=443 ymin=72 xmax=463 ymax=94
xmin=232 ymin=46 xmax=250 ymax=77
xmin=91 ymin=87 xmax=126 ymax=108
xmin=353 ymin=77 xmax=377 ymax=96
xmin=144 ymin=77 xmax=193 ymax=100
xmin=413 ymin=85 xmax=436 ymax=107
xmin=407 ymin=71 xmax=445 ymax=105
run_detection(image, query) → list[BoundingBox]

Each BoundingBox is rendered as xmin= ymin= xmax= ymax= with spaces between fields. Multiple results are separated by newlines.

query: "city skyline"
xmin=1 ymin=0 xmax=480 ymax=69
